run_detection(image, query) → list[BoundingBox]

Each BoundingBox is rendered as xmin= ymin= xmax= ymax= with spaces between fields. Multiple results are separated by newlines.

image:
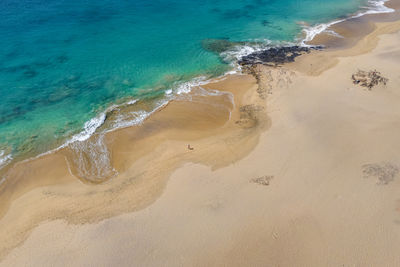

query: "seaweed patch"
xmin=362 ymin=162 xmax=399 ymax=185
xmin=351 ymin=69 xmax=388 ymax=90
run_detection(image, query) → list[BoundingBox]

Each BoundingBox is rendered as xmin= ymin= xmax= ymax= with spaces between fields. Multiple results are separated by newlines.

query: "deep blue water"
xmin=0 ymin=0 xmax=380 ymax=166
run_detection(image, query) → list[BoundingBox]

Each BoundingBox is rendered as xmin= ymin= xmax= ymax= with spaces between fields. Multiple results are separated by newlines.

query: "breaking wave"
xmin=0 ymin=150 xmax=12 ymax=169
xmin=68 ymin=134 xmax=117 ymax=182
xmin=302 ymin=0 xmax=394 ymax=44
xmin=221 ymin=0 xmax=394 ymax=59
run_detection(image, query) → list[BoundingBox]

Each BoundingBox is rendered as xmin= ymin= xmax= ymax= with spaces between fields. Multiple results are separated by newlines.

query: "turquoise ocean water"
xmin=0 ymin=0 xmax=393 ymax=168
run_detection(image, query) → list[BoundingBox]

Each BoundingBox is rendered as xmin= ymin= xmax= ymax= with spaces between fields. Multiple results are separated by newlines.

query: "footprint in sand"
xmin=362 ymin=162 xmax=399 ymax=185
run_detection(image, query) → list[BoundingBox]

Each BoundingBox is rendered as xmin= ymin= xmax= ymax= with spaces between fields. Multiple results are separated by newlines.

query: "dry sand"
xmin=1 ymin=5 xmax=400 ymax=267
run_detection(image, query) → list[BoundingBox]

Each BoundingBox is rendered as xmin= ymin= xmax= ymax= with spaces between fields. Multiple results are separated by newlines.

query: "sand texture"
xmin=1 ymin=7 xmax=400 ymax=267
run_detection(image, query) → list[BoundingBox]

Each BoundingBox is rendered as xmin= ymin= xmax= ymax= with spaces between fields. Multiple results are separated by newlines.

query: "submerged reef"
xmin=201 ymin=38 xmax=247 ymax=53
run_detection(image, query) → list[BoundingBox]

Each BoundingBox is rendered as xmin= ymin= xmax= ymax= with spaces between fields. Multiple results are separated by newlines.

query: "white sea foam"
xmin=18 ymin=98 xmax=140 ymax=166
xmin=301 ymin=19 xmax=347 ymax=44
xmin=360 ymin=0 xmax=394 ymax=15
xmin=221 ymin=43 xmax=267 ymax=62
xmin=70 ymin=113 xmax=107 ymax=143
xmin=0 ymin=150 xmax=11 ymax=185
xmin=175 ymin=76 xmax=209 ymax=95
xmin=107 ymin=100 xmax=168 ymax=130
xmin=220 ymin=39 xmax=300 ymax=70
xmin=60 ymin=98 xmax=142 ymax=148
xmin=112 ymin=111 xmax=150 ymax=129
xmin=126 ymin=99 xmax=138 ymax=105
xmin=14 ymin=112 xmax=109 ymax=172
xmin=0 ymin=150 xmax=12 ymax=169
xmin=69 ymin=134 xmax=117 ymax=181
xmin=301 ymin=0 xmax=394 ymax=44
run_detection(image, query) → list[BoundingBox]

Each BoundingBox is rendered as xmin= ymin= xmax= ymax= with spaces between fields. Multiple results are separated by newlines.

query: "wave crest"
xmin=0 ymin=150 xmax=12 ymax=169
xmin=301 ymin=0 xmax=394 ymax=44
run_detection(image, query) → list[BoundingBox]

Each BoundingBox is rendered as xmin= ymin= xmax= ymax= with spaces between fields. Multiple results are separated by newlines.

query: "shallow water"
xmin=0 ymin=0 xmax=389 ymax=165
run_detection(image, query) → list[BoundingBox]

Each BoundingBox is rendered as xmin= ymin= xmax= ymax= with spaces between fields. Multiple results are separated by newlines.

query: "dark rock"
xmin=239 ymin=45 xmax=323 ymax=66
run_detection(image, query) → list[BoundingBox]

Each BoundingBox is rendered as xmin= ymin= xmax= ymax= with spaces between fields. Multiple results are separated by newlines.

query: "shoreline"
xmin=0 ymin=0 xmax=395 ymax=176
xmin=1 ymin=0 xmax=400 ymax=264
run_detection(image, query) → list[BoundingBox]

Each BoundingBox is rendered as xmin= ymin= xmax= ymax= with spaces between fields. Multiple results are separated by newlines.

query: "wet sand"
xmin=1 ymin=2 xmax=400 ymax=266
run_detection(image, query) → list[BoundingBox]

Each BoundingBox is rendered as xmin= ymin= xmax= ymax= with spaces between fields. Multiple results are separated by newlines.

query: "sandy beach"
xmin=1 ymin=1 xmax=400 ymax=266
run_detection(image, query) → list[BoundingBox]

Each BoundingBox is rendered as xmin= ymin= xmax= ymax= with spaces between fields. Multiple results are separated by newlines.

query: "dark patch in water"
xmin=202 ymin=38 xmax=247 ymax=53
xmin=16 ymin=134 xmax=39 ymax=155
xmin=56 ymin=55 xmax=69 ymax=64
xmin=0 ymin=73 xmax=104 ymax=125
xmin=12 ymin=106 xmax=23 ymax=116
xmin=1 ymin=64 xmax=31 ymax=73
xmin=0 ymin=104 xmax=34 ymax=125
xmin=63 ymin=35 xmax=77 ymax=44
xmin=244 ymin=4 xmax=256 ymax=10
xmin=2 ymin=55 xmax=68 ymax=77
xmin=48 ymin=86 xmax=75 ymax=103
xmin=3 ymin=49 xmax=20 ymax=61
xmin=78 ymin=79 xmax=107 ymax=92
xmin=22 ymin=69 xmax=38 ymax=78
xmin=261 ymin=20 xmax=270 ymax=26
